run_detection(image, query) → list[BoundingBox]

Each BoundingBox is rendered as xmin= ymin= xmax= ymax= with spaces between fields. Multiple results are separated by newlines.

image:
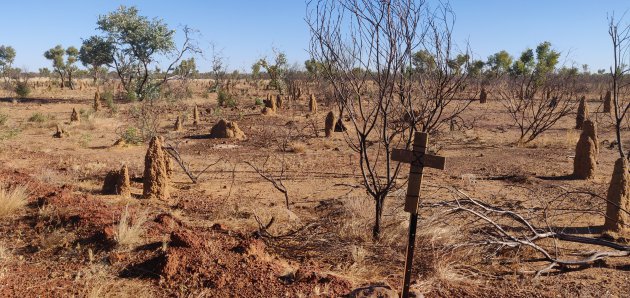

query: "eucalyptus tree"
xmin=44 ymin=45 xmax=79 ymax=89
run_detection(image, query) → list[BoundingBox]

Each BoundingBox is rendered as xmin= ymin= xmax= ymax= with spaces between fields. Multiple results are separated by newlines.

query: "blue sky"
xmin=0 ymin=1 xmax=629 ymax=73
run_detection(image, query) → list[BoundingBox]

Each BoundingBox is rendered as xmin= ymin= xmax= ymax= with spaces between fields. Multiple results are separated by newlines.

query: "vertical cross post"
xmin=391 ymin=132 xmax=445 ymax=298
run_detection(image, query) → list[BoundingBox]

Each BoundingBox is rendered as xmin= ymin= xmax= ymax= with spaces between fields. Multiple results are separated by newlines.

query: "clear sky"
xmin=0 ymin=1 xmax=629 ymax=73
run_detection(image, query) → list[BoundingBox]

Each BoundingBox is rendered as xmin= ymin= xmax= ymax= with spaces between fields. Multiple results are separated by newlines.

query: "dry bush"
xmin=114 ymin=205 xmax=148 ymax=249
xmin=0 ymin=185 xmax=29 ymax=218
xmin=82 ymin=265 xmax=155 ymax=298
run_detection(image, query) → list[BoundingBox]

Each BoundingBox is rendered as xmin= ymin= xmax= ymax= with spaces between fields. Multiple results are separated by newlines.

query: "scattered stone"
xmin=210 ymin=119 xmax=246 ymax=140
xmin=325 ymin=111 xmax=336 ymax=137
xmin=604 ymin=90 xmax=611 ymax=113
xmin=346 ymin=284 xmax=398 ymax=298
xmin=102 ymin=164 xmax=131 ymax=198
xmin=479 ymin=87 xmax=487 ymax=103
xmin=53 ymin=124 xmax=69 ymax=138
xmin=143 ymin=136 xmax=171 ymax=201
xmin=573 ymin=120 xmax=597 ymax=180
xmin=309 ymin=94 xmax=318 ymax=114
xmin=604 ymin=157 xmax=630 ymax=238
xmin=70 ymin=108 xmax=80 ymax=123
xmin=575 ymin=96 xmax=588 ymax=129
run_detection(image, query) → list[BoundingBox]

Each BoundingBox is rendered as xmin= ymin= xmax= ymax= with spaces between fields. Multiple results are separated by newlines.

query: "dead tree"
xmin=608 ymin=14 xmax=630 ymax=158
xmin=428 ymin=187 xmax=630 ymax=276
xmin=308 ymin=0 xmax=468 ymax=240
xmin=498 ymin=42 xmax=579 ymax=144
xmin=163 ymin=141 xmax=221 ymax=183
xmin=245 ymin=155 xmax=290 ymax=209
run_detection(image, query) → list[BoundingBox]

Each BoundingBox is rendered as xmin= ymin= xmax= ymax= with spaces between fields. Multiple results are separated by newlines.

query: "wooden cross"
xmin=391 ymin=132 xmax=446 ymax=298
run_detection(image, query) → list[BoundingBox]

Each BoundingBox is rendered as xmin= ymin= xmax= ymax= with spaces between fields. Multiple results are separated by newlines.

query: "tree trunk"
xmin=372 ymin=195 xmax=385 ymax=240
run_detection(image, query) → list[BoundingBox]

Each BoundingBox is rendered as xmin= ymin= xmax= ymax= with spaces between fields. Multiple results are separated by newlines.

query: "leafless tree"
xmin=497 ymin=42 xmax=579 ymax=144
xmin=608 ymin=13 xmax=630 ymax=158
xmin=163 ymin=141 xmax=222 ymax=183
xmin=428 ymin=187 xmax=630 ymax=276
xmin=308 ymin=0 xmax=438 ymax=239
xmin=246 ymin=155 xmax=290 ymax=209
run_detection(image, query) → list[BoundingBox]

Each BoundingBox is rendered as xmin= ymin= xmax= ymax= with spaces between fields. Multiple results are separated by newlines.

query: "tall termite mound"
xmin=309 ymin=94 xmax=318 ymax=114
xmin=479 ymin=87 xmax=487 ymax=104
xmin=603 ymin=157 xmax=630 ymax=238
xmin=575 ymin=96 xmax=589 ymax=129
xmin=325 ymin=111 xmax=336 ymax=137
xmin=263 ymin=94 xmax=277 ymax=115
xmin=70 ymin=108 xmax=80 ymax=123
xmin=572 ymin=120 xmax=597 ymax=179
xmin=102 ymin=164 xmax=131 ymax=198
xmin=210 ymin=119 xmax=246 ymax=140
xmin=93 ymin=91 xmax=101 ymax=112
xmin=193 ymin=105 xmax=200 ymax=126
xmin=143 ymin=136 xmax=170 ymax=201
xmin=604 ymin=90 xmax=611 ymax=113
xmin=276 ymin=94 xmax=283 ymax=109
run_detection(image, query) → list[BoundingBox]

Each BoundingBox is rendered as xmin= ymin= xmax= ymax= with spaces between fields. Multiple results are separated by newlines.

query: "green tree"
xmin=412 ymin=49 xmax=436 ymax=74
xmin=251 ymin=62 xmax=261 ymax=80
xmin=79 ymin=36 xmax=114 ymax=84
xmin=0 ymin=45 xmax=16 ymax=76
xmin=304 ymin=58 xmax=324 ymax=79
xmin=94 ymin=6 xmax=200 ymax=100
xmin=44 ymin=45 xmax=79 ymax=89
xmin=257 ymin=48 xmax=288 ymax=92
xmin=173 ymin=58 xmax=198 ymax=78
xmin=486 ymin=50 xmax=512 ymax=76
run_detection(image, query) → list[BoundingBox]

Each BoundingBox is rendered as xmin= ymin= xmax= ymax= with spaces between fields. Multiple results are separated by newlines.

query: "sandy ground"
xmin=0 ymin=80 xmax=628 ymax=297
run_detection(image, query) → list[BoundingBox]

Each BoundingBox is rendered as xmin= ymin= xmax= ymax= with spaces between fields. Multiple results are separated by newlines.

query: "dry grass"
xmin=0 ymin=184 xmax=29 ymax=218
xmin=81 ymin=265 xmax=155 ymax=298
xmin=287 ymin=141 xmax=307 ymax=153
xmin=114 ymin=205 xmax=148 ymax=249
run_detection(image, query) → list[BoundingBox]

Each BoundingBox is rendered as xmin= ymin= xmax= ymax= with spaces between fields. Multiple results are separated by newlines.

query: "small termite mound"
xmin=572 ymin=120 xmax=597 ymax=180
xmin=479 ymin=87 xmax=487 ymax=104
xmin=325 ymin=111 xmax=336 ymax=137
xmin=93 ymin=91 xmax=101 ymax=112
xmin=53 ymin=124 xmax=69 ymax=138
xmin=335 ymin=118 xmax=347 ymax=132
xmin=309 ymin=94 xmax=318 ymax=114
xmin=603 ymin=157 xmax=630 ymax=238
xmin=143 ymin=136 xmax=171 ymax=201
xmin=575 ymin=96 xmax=588 ymax=130
xmin=210 ymin=119 xmax=246 ymax=140
xmin=174 ymin=116 xmax=183 ymax=132
xmin=261 ymin=107 xmax=275 ymax=115
xmin=192 ymin=105 xmax=200 ymax=126
xmin=604 ymin=90 xmax=611 ymax=113
xmin=70 ymin=108 xmax=80 ymax=123
xmin=102 ymin=164 xmax=131 ymax=198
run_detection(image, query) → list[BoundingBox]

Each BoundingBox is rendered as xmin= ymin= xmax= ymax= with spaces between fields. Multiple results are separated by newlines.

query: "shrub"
xmin=217 ymin=90 xmax=237 ymax=107
xmin=114 ymin=205 xmax=147 ymax=248
xmin=28 ymin=112 xmax=47 ymax=123
xmin=126 ymin=90 xmax=138 ymax=102
xmin=120 ymin=127 xmax=143 ymax=145
xmin=0 ymin=185 xmax=28 ymax=218
xmin=14 ymin=82 xmax=31 ymax=98
xmin=255 ymin=98 xmax=264 ymax=106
